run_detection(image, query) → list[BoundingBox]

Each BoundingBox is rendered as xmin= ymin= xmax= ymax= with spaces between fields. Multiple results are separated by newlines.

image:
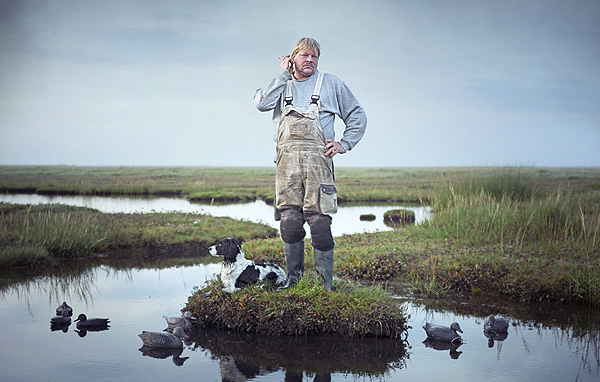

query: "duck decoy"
xmin=423 ymin=322 xmax=464 ymax=345
xmin=483 ymin=314 xmax=509 ymax=333
xmin=74 ymin=313 xmax=110 ymax=329
xmin=138 ymin=327 xmax=189 ymax=349
xmin=163 ymin=311 xmax=197 ymax=331
xmin=50 ymin=308 xmax=72 ymax=327
xmin=55 ymin=302 xmax=73 ymax=317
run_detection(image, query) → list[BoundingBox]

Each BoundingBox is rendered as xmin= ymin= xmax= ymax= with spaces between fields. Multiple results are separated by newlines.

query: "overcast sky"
xmin=1 ymin=0 xmax=598 ymax=168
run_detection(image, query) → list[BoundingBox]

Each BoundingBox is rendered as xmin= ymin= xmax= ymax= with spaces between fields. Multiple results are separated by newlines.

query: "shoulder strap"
xmin=284 ymin=80 xmax=293 ymax=106
xmin=285 ymin=72 xmax=324 ymax=106
xmin=310 ymin=72 xmax=324 ymax=104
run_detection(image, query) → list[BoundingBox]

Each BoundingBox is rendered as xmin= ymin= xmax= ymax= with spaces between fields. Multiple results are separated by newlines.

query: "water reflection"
xmin=0 ymin=260 xmax=599 ymax=381
xmin=75 ymin=326 xmax=110 ymax=337
xmin=422 ymin=339 xmax=463 ymax=359
xmin=403 ymin=292 xmax=600 ymax=381
xmin=0 ymin=261 xmax=131 ymax=307
xmin=50 ymin=321 xmax=71 ymax=333
xmin=484 ymin=329 xmax=509 ymax=348
xmin=190 ymin=327 xmax=409 ymax=380
xmin=139 ymin=346 xmax=190 ymax=366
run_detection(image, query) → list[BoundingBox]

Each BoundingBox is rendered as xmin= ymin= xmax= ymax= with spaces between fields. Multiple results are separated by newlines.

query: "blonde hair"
xmin=292 ymin=37 xmax=321 ymax=57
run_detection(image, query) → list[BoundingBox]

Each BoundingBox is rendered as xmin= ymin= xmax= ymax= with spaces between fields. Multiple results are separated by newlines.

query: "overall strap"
xmin=284 ymin=80 xmax=294 ymax=106
xmin=310 ymin=72 xmax=324 ymax=104
xmin=284 ymin=72 xmax=325 ymax=106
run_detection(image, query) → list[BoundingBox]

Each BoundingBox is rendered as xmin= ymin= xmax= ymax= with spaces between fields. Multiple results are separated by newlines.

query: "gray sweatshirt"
xmin=254 ymin=70 xmax=367 ymax=152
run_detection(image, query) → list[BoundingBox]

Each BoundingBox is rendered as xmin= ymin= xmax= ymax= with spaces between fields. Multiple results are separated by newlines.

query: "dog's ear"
xmin=221 ymin=237 xmax=241 ymax=263
xmin=231 ymin=237 xmax=241 ymax=248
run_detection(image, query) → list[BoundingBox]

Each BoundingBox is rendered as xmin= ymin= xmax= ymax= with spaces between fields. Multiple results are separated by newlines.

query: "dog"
xmin=209 ymin=237 xmax=287 ymax=293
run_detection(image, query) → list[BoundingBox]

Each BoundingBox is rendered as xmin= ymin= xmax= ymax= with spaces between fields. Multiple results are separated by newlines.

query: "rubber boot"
xmin=278 ymin=240 xmax=305 ymax=290
xmin=314 ymin=247 xmax=334 ymax=291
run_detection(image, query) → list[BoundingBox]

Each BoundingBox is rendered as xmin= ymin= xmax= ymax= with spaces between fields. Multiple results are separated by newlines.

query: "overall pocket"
xmin=318 ymin=184 xmax=338 ymax=215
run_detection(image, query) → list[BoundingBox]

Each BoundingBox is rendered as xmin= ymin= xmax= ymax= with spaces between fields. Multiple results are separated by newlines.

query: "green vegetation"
xmin=0 ymin=203 xmax=277 ymax=267
xmin=359 ymin=214 xmax=376 ymax=221
xmin=383 ymin=209 xmax=415 ymax=225
xmin=1 ymin=165 xmax=599 ymax=306
xmin=0 ymin=165 xmax=463 ymax=203
xmin=185 ymin=274 xmax=408 ymax=338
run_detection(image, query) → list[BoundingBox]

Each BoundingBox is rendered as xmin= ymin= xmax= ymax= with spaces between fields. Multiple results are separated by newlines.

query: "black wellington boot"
xmin=314 ymin=247 xmax=334 ymax=291
xmin=278 ymin=240 xmax=305 ymax=290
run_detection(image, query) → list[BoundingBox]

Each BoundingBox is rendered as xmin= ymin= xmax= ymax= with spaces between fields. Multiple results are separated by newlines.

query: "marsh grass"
xmin=185 ymin=274 xmax=408 ymax=338
xmin=0 ymin=204 xmax=104 ymax=264
xmin=396 ymin=167 xmax=599 ymax=304
xmin=0 ymin=203 xmax=277 ymax=267
xmin=383 ymin=209 xmax=416 ymax=226
xmin=429 ymin=168 xmax=600 ymax=254
xmin=0 ymin=165 xmax=447 ymax=203
xmin=2 ymin=165 xmax=599 ymax=305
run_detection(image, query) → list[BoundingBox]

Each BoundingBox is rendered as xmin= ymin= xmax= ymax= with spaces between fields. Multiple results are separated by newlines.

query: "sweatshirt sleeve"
xmin=336 ymin=80 xmax=367 ymax=152
xmin=254 ymin=70 xmax=293 ymax=112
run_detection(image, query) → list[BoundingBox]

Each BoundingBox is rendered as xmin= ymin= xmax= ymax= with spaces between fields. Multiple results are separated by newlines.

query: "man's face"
xmin=292 ymin=49 xmax=319 ymax=80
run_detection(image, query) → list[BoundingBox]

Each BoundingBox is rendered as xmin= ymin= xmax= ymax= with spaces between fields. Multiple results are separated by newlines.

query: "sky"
xmin=1 ymin=0 xmax=599 ymax=168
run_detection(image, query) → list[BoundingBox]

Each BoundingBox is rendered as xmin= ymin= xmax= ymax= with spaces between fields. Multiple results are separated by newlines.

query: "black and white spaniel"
xmin=209 ymin=237 xmax=287 ymax=293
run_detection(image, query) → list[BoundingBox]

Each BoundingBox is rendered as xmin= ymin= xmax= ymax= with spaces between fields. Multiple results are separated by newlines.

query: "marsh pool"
xmin=1 ymin=261 xmax=598 ymax=382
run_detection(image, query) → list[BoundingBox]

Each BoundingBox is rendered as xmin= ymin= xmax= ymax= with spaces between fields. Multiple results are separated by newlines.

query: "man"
xmin=254 ymin=37 xmax=366 ymax=291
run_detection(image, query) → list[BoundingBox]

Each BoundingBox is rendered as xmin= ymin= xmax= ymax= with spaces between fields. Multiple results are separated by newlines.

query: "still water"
xmin=0 ymin=263 xmax=598 ymax=382
xmin=0 ymin=194 xmax=598 ymax=381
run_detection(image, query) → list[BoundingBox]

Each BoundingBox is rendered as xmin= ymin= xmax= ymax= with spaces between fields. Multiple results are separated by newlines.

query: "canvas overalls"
xmin=274 ymin=72 xmax=336 ymax=290
xmin=275 ymin=72 xmax=338 ymax=232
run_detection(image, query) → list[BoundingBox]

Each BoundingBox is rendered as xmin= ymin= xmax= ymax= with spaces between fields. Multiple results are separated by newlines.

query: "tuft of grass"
xmin=383 ymin=209 xmax=415 ymax=226
xmin=0 ymin=204 xmax=104 ymax=263
xmin=360 ymin=214 xmax=376 ymax=221
xmin=185 ymin=274 xmax=408 ymax=338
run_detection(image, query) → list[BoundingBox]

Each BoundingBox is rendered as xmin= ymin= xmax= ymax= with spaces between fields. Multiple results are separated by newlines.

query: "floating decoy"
xmin=51 ymin=308 xmax=72 ymax=326
xmin=74 ymin=313 xmax=110 ymax=329
xmin=138 ymin=327 xmax=189 ymax=349
xmin=483 ymin=314 xmax=509 ymax=333
xmin=163 ymin=311 xmax=197 ymax=331
xmin=423 ymin=322 xmax=464 ymax=345
xmin=55 ymin=302 xmax=73 ymax=317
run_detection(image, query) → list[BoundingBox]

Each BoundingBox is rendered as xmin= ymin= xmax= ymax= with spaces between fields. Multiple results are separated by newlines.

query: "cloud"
xmin=1 ymin=0 xmax=599 ymax=167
